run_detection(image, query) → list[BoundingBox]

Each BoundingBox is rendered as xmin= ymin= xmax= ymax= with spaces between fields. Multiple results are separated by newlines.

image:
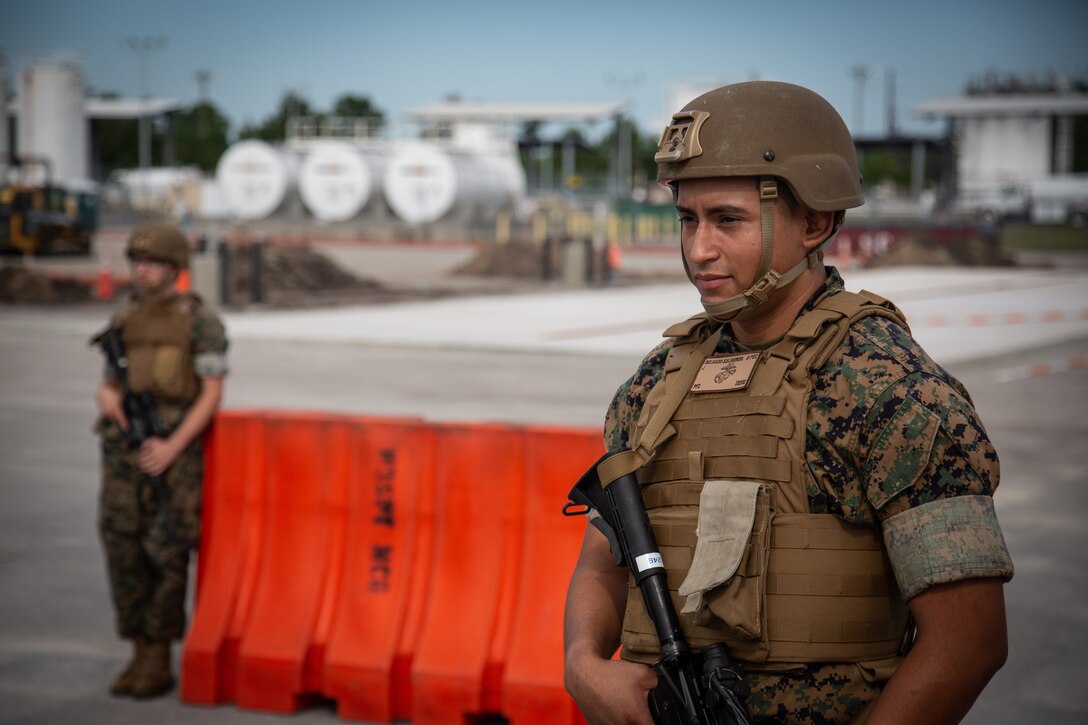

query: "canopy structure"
xmin=916 ymin=93 xmax=1088 ymax=118
xmin=83 ymin=97 xmax=186 ymax=120
xmin=407 ymin=100 xmax=629 ymax=125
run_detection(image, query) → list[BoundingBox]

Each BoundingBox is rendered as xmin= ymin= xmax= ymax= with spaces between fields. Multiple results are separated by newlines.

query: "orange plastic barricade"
xmin=323 ymin=417 xmax=438 ymax=723
xmin=181 ymin=411 xmax=269 ymax=705
xmin=183 ymin=411 xmax=603 ymax=722
xmin=502 ymin=425 xmax=602 ymax=724
xmin=410 ymin=422 xmax=528 ymax=725
xmin=234 ymin=413 xmax=351 ymax=713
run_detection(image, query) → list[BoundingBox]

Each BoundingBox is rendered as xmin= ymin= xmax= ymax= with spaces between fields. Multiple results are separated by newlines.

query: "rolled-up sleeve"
xmin=191 ymin=308 xmax=229 ymax=379
xmin=860 ymin=368 xmax=1011 ymax=599
xmin=883 ymin=495 xmax=1014 ymax=601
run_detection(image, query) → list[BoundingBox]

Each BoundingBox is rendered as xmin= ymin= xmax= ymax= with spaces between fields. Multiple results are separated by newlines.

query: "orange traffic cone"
xmin=177 ymin=268 xmax=191 ymax=292
xmin=95 ymin=262 xmax=115 ymax=301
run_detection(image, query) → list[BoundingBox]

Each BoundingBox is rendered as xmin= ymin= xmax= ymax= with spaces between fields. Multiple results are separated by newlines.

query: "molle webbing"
xmin=121 ymin=295 xmax=200 ymax=404
xmin=622 ymin=513 xmax=908 ymax=665
xmin=620 ymin=289 xmax=911 ymax=667
xmin=762 ymin=514 xmax=908 ymax=662
xmin=643 ymin=394 xmax=794 ymax=485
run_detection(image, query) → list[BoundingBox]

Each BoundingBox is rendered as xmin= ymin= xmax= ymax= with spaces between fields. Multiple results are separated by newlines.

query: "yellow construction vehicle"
xmin=0 ymin=156 xmax=98 ymax=256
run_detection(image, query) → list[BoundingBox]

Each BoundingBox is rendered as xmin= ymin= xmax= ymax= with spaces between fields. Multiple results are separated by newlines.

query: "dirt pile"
xmin=452 ymin=241 xmax=549 ymax=278
xmin=0 ymin=266 xmax=94 ymax=304
xmin=222 ymin=244 xmax=392 ymax=307
xmin=865 ymin=233 xmax=1012 ymax=268
xmin=452 ymin=239 xmax=617 ymax=284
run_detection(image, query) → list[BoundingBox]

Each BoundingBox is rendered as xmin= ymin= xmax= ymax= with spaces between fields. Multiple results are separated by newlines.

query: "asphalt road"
xmin=1 ymin=269 xmax=1086 ymax=724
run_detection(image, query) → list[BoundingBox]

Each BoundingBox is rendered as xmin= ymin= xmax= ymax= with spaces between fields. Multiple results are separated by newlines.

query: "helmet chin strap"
xmin=689 ymin=177 xmax=831 ymax=324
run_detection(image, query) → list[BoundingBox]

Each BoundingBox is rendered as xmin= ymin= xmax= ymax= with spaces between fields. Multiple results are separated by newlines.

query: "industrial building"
xmin=917 ymin=77 xmax=1088 ymax=224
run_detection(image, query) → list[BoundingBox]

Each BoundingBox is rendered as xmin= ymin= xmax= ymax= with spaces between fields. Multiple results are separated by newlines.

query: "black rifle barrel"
xmin=565 ymin=451 xmax=751 ymax=725
xmin=606 ymin=471 xmax=689 ymax=659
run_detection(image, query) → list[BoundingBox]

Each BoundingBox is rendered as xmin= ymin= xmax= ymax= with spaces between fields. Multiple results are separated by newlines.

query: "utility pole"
xmin=603 ymin=71 xmax=643 ymax=200
xmin=884 ymin=66 xmax=898 ymax=137
xmin=194 ymin=69 xmax=212 ymax=141
xmin=121 ymin=35 xmax=167 ymax=169
xmin=851 ymin=64 xmax=871 ymax=137
xmin=195 ymin=69 xmax=212 ymax=103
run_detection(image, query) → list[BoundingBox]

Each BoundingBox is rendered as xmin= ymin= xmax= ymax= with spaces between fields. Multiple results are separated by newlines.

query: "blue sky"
xmin=3 ymin=0 xmax=1086 ymax=140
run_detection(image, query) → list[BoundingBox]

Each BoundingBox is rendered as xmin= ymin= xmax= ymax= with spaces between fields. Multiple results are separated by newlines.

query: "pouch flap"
xmin=678 ymin=479 xmax=762 ymax=614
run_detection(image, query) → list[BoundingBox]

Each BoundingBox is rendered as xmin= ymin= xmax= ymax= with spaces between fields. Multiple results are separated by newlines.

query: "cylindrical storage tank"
xmin=383 ymin=144 xmax=526 ymax=227
xmin=452 ymin=150 xmax=527 ymax=220
xmin=215 ymin=140 xmax=294 ymax=221
xmin=18 ymin=61 xmax=88 ymax=183
xmin=297 ymin=142 xmax=372 ymax=223
xmin=383 ymin=144 xmax=458 ymax=225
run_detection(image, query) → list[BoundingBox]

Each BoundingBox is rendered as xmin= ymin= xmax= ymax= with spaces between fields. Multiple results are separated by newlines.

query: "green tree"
xmin=170 ymin=101 xmax=231 ymax=172
xmin=517 ymin=119 xmax=660 ymax=193
xmin=91 ymin=116 xmax=140 ymax=178
xmin=859 ymin=150 xmax=911 ymax=189
xmin=595 ymin=117 xmax=660 ymax=188
xmin=238 ymin=90 xmax=315 ymax=142
xmin=330 ymin=93 xmax=385 ymax=133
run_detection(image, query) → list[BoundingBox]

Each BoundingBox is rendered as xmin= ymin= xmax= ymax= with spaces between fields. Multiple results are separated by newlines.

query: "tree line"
xmin=91 ymin=91 xmax=383 ymax=177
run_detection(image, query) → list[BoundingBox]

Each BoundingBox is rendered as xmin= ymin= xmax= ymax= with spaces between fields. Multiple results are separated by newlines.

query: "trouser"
xmin=98 ymin=431 xmax=204 ymax=643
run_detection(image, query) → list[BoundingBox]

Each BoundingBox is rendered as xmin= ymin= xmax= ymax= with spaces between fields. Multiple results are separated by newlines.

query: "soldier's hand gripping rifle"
xmin=91 ymin=326 xmax=170 ymax=515
xmin=563 ymin=451 xmax=751 ymax=725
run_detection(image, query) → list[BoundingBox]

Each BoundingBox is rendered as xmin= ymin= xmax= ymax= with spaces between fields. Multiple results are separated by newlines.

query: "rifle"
xmin=91 ymin=325 xmax=171 ymax=519
xmin=563 ymin=451 xmax=751 ymax=725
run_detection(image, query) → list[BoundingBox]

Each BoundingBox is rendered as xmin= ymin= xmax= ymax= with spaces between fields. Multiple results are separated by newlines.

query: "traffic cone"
xmin=177 ymin=268 xmax=191 ymax=292
xmin=95 ymin=261 xmax=115 ymax=301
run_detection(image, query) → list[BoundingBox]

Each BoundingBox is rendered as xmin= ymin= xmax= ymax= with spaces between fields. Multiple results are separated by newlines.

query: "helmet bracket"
xmin=654 ymin=110 xmax=710 ymax=164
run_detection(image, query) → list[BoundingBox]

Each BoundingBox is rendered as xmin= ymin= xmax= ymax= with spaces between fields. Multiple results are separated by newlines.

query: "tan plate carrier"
xmin=600 ymin=290 xmax=912 ymax=672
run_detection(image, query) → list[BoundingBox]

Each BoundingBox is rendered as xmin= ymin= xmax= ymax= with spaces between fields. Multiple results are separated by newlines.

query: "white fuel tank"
xmin=382 ymin=144 xmax=457 ymax=225
xmin=382 ymin=143 xmax=525 ymax=226
xmin=297 ymin=142 xmax=373 ymax=223
xmin=215 ymin=139 xmax=297 ymax=221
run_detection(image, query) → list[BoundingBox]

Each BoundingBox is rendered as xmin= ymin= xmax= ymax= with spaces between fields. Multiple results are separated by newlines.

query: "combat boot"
xmin=129 ymin=641 xmax=175 ymax=699
xmin=109 ymin=639 xmax=147 ymax=696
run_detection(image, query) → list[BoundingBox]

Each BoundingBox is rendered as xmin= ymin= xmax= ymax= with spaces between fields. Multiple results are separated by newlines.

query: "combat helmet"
xmin=126 ymin=223 xmax=189 ymax=270
xmin=656 ymin=80 xmax=862 ymax=322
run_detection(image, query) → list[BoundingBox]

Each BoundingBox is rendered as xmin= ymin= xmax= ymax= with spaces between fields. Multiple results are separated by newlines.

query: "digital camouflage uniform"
xmin=604 ymin=269 xmax=1014 ymax=723
xmin=95 ymin=292 xmax=228 ymax=644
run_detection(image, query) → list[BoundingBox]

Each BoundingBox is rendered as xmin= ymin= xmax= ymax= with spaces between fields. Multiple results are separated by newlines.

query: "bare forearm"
xmin=565 ymin=528 xmax=628 ymax=660
xmin=565 ymin=564 xmax=626 ymax=662
xmin=869 ymin=642 xmax=993 ymax=723
xmin=167 ymin=378 xmax=223 ymax=452
xmin=564 ymin=527 xmax=658 ymax=725
xmin=868 ymin=578 xmax=1008 ymax=724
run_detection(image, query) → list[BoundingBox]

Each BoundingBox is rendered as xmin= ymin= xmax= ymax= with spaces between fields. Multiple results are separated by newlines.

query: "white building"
xmin=916 ymin=91 xmax=1088 ymax=191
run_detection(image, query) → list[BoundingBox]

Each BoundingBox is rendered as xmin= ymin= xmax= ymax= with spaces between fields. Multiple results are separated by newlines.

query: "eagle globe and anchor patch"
xmin=690 ymin=351 xmax=762 ymax=393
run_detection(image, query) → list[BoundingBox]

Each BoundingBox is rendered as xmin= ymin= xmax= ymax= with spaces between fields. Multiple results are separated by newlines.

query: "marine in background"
xmin=93 ymin=222 xmax=228 ymax=699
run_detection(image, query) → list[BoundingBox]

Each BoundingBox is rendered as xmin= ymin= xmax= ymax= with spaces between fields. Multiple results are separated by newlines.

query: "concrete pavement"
xmin=217 ymin=265 xmax=1088 ymax=366
xmin=1 ymin=263 xmax=1086 ymax=724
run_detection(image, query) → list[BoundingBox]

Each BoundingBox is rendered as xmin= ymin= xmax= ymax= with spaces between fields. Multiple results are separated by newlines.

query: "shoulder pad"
xmin=111 ymin=299 xmax=137 ymax=327
xmin=175 ymin=292 xmax=203 ymax=316
xmin=662 ymin=313 xmax=713 ymax=339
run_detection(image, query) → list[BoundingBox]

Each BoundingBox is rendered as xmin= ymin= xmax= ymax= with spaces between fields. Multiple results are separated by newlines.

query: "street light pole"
xmin=121 ymin=35 xmax=167 ymax=169
xmin=851 ymin=64 xmax=871 ymax=137
xmin=604 ymin=71 xmax=643 ymax=200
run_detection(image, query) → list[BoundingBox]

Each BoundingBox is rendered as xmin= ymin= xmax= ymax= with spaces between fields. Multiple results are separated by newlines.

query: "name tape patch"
xmin=690 ymin=351 xmax=762 ymax=393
